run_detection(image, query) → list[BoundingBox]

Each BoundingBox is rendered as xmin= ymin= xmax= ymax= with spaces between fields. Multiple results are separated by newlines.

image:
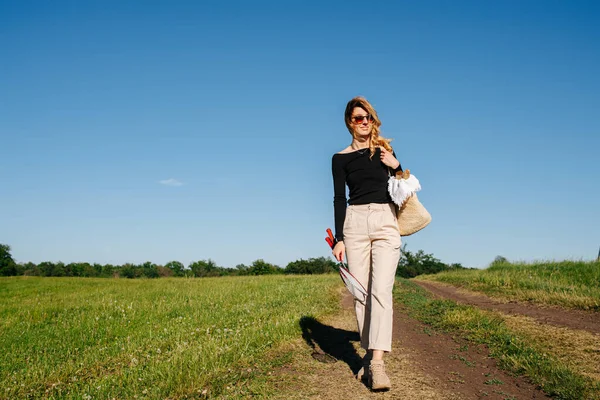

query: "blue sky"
xmin=1 ymin=0 xmax=599 ymax=269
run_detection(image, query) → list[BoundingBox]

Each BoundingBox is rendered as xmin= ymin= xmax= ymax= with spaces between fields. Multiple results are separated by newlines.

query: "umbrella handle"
xmin=326 ymin=228 xmax=335 ymax=242
xmin=325 ymin=237 xmax=334 ymax=249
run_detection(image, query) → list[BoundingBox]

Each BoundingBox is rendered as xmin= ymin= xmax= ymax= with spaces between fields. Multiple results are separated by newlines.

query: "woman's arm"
xmin=380 ymin=149 xmax=403 ymax=173
xmin=391 ymin=150 xmax=403 ymax=173
xmin=332 ymin=155 xmax=347 ymax=243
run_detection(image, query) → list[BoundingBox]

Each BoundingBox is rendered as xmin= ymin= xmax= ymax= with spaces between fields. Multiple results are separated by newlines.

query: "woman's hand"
xmin=380 ymin=148 xmax=400 ymax=169
xmin=333 ymin=241 xmax=345 ymax=263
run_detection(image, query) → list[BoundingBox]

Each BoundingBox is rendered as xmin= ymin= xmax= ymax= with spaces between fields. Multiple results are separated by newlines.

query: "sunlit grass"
xmin=0 ymin=275 xmax=340 ymax=399
xmin=394 ymin=278 xmax=600 ymax=399
xmin=417 ymin=260 xmax=600 ymax=310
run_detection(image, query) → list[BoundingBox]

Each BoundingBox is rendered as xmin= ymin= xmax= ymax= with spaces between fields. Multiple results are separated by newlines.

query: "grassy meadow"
xmin=394 ymin=279 xmax=600 ymax=400
xmin=416 ymin=260 xmax=600 ymax=310
xmin=0 ymin=275 xmax=341 ymax=399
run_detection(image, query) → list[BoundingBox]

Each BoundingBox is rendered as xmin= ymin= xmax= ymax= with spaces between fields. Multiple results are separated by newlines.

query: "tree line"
xmin=0 ymin=243 xmax=466 ymax=278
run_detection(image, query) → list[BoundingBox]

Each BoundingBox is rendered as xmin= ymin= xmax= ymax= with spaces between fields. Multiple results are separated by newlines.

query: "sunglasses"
xmin=351 ymin=114 xmax=373 ymax=124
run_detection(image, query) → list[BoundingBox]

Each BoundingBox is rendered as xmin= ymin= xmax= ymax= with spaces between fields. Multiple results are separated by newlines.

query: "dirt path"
xmin=415 ymin=280 xmax=600 ymax=336
xmin=272 ymin=290 xmax=547 ymax=399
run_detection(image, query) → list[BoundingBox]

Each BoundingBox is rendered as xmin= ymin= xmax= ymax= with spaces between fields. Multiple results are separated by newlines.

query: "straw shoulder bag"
xmin=388 ymin=169 xmax=432 ymax=236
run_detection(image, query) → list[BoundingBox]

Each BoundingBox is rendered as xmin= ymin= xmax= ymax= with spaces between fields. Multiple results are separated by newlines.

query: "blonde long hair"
xmin=344 ymin=96 xmax=393 ymax=158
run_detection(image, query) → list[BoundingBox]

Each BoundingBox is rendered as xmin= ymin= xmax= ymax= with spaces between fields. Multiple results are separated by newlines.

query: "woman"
xmin=331 ymin=96 xmax=402 ymax=391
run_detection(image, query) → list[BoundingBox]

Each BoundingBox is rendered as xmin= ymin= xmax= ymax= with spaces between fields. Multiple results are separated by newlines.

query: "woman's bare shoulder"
xmin=336 ymin=146 xmax=354 ymax=155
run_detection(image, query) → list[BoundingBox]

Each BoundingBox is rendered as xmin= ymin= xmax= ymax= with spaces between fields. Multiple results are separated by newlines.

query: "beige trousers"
xmin=344 ymin=203 xmax=401 ymax=352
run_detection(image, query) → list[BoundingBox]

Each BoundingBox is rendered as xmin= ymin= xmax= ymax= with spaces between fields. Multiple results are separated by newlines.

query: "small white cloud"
xmin=159 ymin=178 xmax=184 ymax=187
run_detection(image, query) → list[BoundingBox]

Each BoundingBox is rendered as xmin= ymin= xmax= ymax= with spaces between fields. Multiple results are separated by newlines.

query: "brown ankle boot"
xmin=369 ymin=360 xmax=391 ymax=391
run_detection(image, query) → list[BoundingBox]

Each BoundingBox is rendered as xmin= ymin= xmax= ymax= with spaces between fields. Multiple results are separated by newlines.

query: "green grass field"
xmin=394 ymin=279 xmax=600 ymax=400
xmin=417 ymin=260 xmax=600 ymax=310
xmin=0 ymin=275 xmax=341 ymax=399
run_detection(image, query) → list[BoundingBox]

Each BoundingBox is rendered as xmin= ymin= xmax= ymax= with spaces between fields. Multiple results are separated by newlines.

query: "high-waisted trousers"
xmin=344 ymin=202 xmax=401 ymax=352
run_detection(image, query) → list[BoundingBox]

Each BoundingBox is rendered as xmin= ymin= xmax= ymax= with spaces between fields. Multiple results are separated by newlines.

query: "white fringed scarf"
xmin=388 ymin=173 xmax=421 ymax=207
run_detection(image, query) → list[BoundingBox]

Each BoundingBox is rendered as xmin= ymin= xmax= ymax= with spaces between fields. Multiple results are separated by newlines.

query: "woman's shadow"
xmin=299 ymin=316 xmax=363 ymax=376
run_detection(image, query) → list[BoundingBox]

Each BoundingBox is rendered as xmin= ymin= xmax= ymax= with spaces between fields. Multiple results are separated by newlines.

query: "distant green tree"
xmin=33 ymin=261 xmax=68 ymax=277
xmin=247 ymin=259 xmax=282 ymax=275
xmin=92 ymin=263 xmax=105 ymax=277
xmin=396 ymin=244 xmax=465 ymax=278
xmin=285 ymin=257 xmax=337 ymax=274
xmin=21 ymin=262 xmax=40 ymax=276
xmin=165 ymin=261 xmax=185 ymax=277
xmin=490 ymin=256 xmax=509 ymax=268
xmin=156 ymin=266 xmax=174 ymax=277
xmin=103 ymin=264 xmax=117 ymax=278
xmin=64 ymin=263 xmax=78 ymax=276
xmin=234 ymin=263 xmax=249 ymax=276
xmin=189 ymin=259 xmax=223 ymax=277
xmin=81 ymin=263 xmax=97 ymax=277
xmin=141 ymin=261 xmax=159 ymax=278
xmin=52 ymin=262 xmax=67 ymax=277
xmin=0 ymin=244 xmax=17 ymax=276
xmin=12 ymin=262 xmax=25 ymax=276
xmin=120 ymin=263 xmax=136 ymax=279
xmin=38 ymin=261 xmax=56 ymax=277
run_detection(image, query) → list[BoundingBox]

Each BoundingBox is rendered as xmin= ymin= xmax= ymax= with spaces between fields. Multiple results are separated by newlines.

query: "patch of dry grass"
xmin=502 ymin=315 xmax=600 ymax=382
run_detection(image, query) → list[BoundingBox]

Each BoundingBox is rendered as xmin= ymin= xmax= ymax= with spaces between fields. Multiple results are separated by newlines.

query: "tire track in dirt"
xmin=391 ymin=298 xmax=547 ymax=400
xmin=415 ymin=280 xmax=600 ymax=336
xmin=272 ymin=290 xmax=547 ymax=399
